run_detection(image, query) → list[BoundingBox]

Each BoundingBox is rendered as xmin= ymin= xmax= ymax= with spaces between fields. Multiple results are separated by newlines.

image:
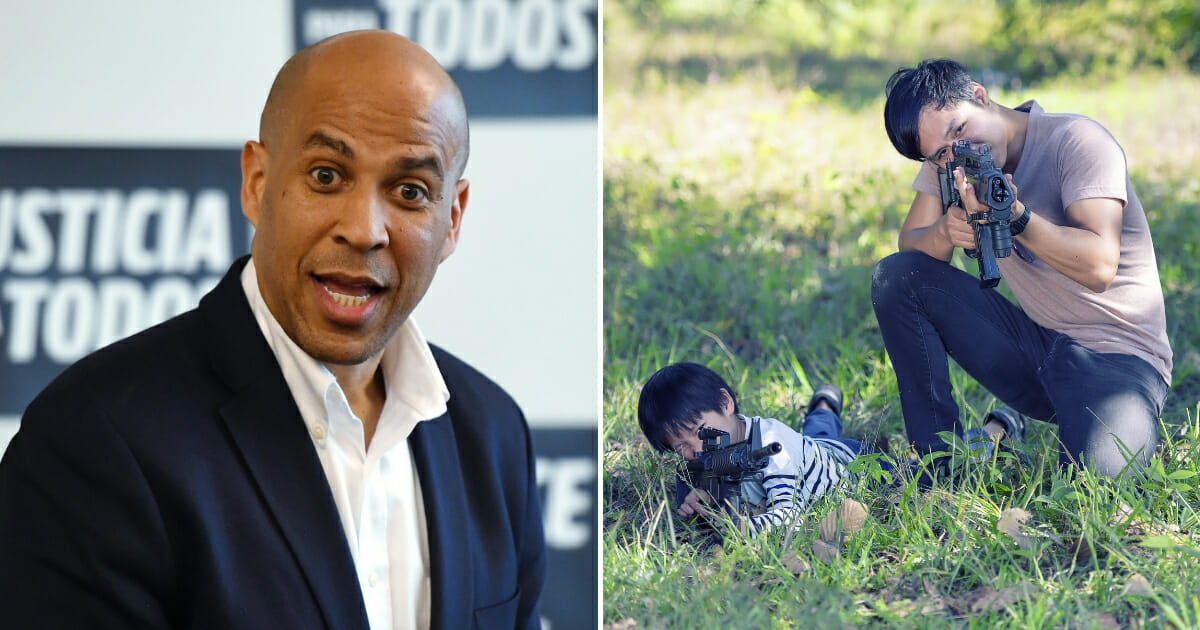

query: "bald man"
xmin=0 ymin=30 xmax=545 ymax=630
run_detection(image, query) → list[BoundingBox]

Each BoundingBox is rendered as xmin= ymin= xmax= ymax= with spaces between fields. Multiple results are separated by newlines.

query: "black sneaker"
xmin=807 ymin=384 xmax=843 ymax=418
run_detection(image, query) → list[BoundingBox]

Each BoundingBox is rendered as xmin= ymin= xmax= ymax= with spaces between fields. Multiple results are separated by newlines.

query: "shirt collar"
xmin=1015 ymin=99 xmax=1041 ymax=115
xmin=239 ymin=258 xmax=449 ymax=442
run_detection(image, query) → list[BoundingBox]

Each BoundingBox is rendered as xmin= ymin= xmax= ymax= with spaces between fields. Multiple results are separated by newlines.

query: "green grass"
xmin=602 ymin=2 xmax=1200 ymax=627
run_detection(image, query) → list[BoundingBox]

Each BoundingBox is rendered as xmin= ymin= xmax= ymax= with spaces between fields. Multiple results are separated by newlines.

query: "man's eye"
xmin=398 ymin=183 xmax=428 ymax=202
xmin=311 ymin=167 xmax=340 ymax=186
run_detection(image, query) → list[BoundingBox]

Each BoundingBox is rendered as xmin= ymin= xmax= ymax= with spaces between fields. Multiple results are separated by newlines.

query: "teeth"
xmin=323 ymin=285 xmax=370 ymax=308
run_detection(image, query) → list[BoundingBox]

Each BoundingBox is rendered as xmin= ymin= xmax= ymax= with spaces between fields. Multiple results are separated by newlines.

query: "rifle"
xmin=677 ymin=417 xmax=782 ymax=517
xmin=938 ymin=141 xmax=1016 ymax=288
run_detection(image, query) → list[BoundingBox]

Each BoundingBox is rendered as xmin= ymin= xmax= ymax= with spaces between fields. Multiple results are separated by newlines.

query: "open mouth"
xmin=315 ymin=274 xmax=383 ymax=309
xmin=322 ymin=285 xmax=371 ymax=308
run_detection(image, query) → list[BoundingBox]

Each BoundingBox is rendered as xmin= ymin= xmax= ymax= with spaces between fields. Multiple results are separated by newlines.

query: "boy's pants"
xmin=803 ymin=408 xmax=867 ymax=454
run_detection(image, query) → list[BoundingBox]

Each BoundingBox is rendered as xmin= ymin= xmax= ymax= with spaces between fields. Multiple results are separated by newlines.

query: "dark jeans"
xmin=870 ymin=251 xmax=1169 ymax=477
xmin=803 ymin=408 xmax=866 ymax=454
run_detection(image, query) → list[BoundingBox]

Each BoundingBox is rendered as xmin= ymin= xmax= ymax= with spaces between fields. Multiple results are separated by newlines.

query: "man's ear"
xmin=241 ymin=140 xmax=268 ymax=227
xmin=439 ymin=178 xmax=469 ymax=263
xmin=971 ymin=81 xmax=990 ymax=106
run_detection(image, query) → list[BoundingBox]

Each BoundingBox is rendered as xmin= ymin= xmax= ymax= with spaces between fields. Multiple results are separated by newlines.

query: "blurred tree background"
xmin=607 ymin=0 xmax=1200 ymax=102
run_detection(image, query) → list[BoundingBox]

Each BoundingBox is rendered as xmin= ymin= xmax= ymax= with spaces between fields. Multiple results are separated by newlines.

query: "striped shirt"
xmin=737 ymin=415 xmax=857 ymax=538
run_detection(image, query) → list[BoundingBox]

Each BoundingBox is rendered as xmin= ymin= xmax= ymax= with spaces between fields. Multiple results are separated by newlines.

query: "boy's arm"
xmin=744 ymin=472 xmax=800 ymax=537
xmin=745 ymin=438 xmax=850 ymax=538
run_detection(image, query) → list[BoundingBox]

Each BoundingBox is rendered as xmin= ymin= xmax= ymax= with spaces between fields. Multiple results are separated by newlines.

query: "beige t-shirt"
xmin=914 ymin=101 xmax=1172 ymax=384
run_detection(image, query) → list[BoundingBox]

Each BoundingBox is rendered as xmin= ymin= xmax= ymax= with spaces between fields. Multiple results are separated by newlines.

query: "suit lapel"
xmin=202 ymin=258 xmax=369 ymax=630
xmin=410 ymin=415 xmax=473 ymax=630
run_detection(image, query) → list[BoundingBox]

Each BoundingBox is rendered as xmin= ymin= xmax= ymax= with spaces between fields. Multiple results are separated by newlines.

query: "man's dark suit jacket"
xmin=0 ymin=256 xmax=546 ymax=629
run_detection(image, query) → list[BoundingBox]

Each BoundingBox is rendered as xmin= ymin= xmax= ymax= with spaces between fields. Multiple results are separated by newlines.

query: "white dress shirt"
xmin=241 ymin=259 xmax=449 ymax=630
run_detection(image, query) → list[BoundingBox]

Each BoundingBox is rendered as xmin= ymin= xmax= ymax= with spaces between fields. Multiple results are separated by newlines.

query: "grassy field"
xmin=602 ymin=2 xmax=1200 ymax=627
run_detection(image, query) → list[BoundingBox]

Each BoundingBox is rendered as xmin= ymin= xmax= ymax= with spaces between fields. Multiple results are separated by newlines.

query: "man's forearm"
xmin=898 ymin=220 xmax=955 ymax=262
xmin=1011 ymin=201 xmax=1121 ymax=292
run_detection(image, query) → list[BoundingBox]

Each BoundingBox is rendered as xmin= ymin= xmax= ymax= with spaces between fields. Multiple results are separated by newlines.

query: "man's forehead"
xmin=281 ymin=74 xmax=462 ymax=166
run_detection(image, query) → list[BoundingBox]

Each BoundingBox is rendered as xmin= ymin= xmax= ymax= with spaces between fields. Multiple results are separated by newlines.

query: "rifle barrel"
xmin=750 ymin=442 xmax=782 ymax=461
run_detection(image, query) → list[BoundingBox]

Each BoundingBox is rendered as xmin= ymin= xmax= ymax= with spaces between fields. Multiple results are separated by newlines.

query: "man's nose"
xmin=335 ymin=189 xmax=390 ymax=250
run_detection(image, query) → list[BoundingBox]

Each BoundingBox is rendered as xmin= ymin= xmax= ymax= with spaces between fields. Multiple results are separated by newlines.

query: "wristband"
xmin=1010 ymin=205 xmax=1031 ymax=235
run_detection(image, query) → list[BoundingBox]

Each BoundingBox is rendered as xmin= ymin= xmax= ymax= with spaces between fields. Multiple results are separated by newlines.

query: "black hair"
xmin=637 ymin=362 xmax=739 ymax=453
xmin=883 ymin=58 xmax=979 ymax=161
